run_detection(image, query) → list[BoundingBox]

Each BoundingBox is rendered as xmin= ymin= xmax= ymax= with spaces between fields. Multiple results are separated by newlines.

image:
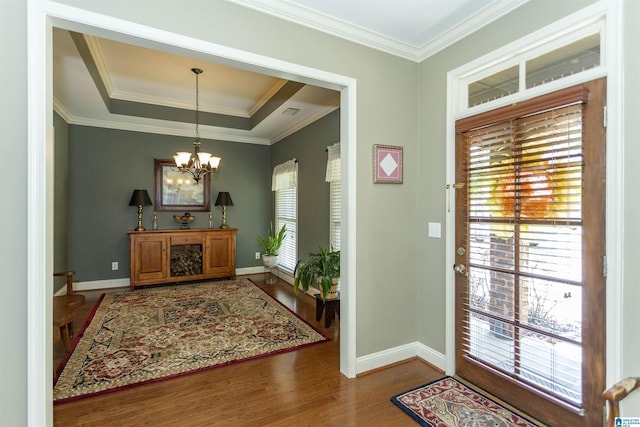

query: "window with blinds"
xmin=329 ymin=180 xmax=341 ymax=250
xmin=460 ymin=101 xmax=585 ymax=405
xmin=275 ymin=187 xmax=297 ymax=272
xmin=273 ymin=159 xmax=298 ymax=273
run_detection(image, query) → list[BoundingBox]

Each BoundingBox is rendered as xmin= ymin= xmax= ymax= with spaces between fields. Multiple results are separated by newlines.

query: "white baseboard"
xmin=62 ymin=267 xmax=293 ymax=293
xmin=74 ymin=278 xmax=130 ymax=292
xmin=355 ymin=342 xmax=446 ymax=375
xmin=237 ymin=266 xmax=264 ymax=275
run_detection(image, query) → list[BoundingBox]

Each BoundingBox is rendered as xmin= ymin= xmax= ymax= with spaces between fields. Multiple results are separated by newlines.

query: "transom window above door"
xmin=461 ymin=19 xmax=605 ymax=111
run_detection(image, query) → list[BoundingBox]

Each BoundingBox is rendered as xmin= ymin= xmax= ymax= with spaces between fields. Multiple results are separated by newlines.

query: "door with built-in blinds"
xmin=454 ymin=79 xmax=606 ymax=426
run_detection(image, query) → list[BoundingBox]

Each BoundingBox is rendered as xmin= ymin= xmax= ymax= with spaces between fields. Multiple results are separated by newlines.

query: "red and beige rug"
xmin=391 ymin=377 xmax=540 ymax=427
xmin=54 ymin=279 xmax=327 ymax=403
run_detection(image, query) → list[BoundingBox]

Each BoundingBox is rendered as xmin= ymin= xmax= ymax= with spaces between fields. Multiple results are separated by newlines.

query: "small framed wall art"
xmin=373 ymin=144 xmax=403 ymax=184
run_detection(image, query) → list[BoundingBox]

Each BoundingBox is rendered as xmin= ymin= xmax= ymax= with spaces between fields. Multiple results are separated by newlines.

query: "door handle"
xmin=454 ymin=264 xmax=467 ymax=276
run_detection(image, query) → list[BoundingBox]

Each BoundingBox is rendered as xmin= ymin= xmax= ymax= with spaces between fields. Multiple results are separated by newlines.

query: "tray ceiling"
xmin=53 ymin=0 xmax=528 ymax=145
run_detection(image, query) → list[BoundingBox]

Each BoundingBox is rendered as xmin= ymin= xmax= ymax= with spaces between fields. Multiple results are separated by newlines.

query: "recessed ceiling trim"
xmin=109 ymin=88 xmax=252 ymax=117
xmin=270 ymin=103 xmax=339 ymax=144
xmin=250 ymin=80 xmax=305 ymax=128
xmin=247 ymin=78 xmax=288 ymax=116
xmin=64 ymin=115 xmax=271 ymax=145
xmin=84 ymin=34 xmax=116 ymax=97
xmin=227 ymin=0 xmax=531 ymax=62
xmin=53 ymin=96 xmax=73 ymax=123
xmin=68 ymin=31 xmax=309 ymax=131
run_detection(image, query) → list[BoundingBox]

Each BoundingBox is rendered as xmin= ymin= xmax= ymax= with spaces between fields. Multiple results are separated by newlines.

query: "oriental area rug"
xmin=54 ymin=279 xmax=327 ymax=403
xmin=391 ymin=377 xmax=540 ymax=427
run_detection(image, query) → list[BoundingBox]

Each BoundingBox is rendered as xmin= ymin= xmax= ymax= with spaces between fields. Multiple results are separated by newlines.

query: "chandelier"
xmin=173 ymin=67 xmax=221 ymax=184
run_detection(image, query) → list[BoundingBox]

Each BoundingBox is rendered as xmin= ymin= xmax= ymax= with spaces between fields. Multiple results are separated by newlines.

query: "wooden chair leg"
xmin=53 ymin=298 xmax=74 ymax=353
xmin=59 ymin=324 xmax=71 ymax=352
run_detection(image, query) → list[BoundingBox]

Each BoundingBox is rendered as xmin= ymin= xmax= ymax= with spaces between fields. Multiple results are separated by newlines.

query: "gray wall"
xmin=0 ymin=0 xmax=27 ymax=424
xmin=66 ymin=125 xmax=271 ymax=281
xmin=58 ymin=110 xmax=339 ymax=284
xmin=271 ymin=109 xmax=340 ymax=260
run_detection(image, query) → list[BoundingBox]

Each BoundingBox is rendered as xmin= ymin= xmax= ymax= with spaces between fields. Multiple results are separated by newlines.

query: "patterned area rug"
xmin=391 ymin=377 xmax=540 ymax=427
xmin=54 ymin=279 xmax=327 ymax=403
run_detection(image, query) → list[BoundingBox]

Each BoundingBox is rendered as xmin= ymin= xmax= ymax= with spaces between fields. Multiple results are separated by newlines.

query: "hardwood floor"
xmin=53 ymin=274 xmax=444 ymax=426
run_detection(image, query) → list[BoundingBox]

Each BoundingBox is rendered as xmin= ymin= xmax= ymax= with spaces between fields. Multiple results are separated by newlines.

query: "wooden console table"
xmin=128 ymin=228 xmax=236 ymax=290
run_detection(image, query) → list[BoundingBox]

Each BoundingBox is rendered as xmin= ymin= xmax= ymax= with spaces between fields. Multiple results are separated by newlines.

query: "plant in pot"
xmin=293 ymin=246 xmax=340 ymax=300
xmin=256 ymin=224 xmax=287 ymax=268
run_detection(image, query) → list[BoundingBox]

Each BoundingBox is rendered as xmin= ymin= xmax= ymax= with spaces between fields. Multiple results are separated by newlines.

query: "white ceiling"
xmin=229 ymin=0 xmax=529 ymax=60
xmin=53 ymin=0 xmax=528 ymax=145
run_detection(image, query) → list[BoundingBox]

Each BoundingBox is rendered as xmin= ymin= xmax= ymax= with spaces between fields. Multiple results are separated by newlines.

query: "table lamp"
xmin=215 ymin=192 xmax=233 ymax=228
xmin=129 ymin=189 xmax=152 ymax=231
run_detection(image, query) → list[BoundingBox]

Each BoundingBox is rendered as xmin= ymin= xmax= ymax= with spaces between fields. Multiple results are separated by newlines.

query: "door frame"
xmin=26 ymin=1 xmax=358 ymax=425
xmin=444 ymin=0 xmax=624 ymax=387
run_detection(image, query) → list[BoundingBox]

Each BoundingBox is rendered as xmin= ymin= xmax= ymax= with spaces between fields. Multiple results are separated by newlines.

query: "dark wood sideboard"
xmin=128 ymin=228 xmax=236 ymax=290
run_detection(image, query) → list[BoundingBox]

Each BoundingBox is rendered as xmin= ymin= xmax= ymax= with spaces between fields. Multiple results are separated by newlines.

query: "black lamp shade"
xmin=129 ymin=189 xmax=152 ymax=206
xmin=215 ymin=192 xmax=233 ymax=206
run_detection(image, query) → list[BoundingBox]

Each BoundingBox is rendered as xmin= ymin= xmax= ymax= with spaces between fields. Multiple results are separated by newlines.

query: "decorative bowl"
xmin=173 ymin=212 xmax=195 ymax=229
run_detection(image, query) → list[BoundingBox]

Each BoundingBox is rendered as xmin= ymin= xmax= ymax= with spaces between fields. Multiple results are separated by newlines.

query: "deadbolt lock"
xmin=454 ymin=264 xmax=467 ymax=276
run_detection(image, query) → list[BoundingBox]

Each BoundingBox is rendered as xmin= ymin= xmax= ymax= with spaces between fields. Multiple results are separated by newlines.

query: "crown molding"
xmin=226 ymin=0 xmax=530 ymax=62
xmin=58 ymin=112 xmax=271 ymax=145
xmin=84 ymin=34 xmax=116 ymax=95
xmin=416 ymin=0 xmax=531 ymax=60
xmin=53 ymin=96 xmax=73 ymax=123
xmin=226 ymin=0 xmax=420 ymax=61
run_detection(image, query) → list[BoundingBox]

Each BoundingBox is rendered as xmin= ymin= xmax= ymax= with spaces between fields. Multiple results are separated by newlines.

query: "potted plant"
xmin=293 ymin=246 xmax=340 ymax=300
xmin=256 ymin=224 xmax=287 ymax=268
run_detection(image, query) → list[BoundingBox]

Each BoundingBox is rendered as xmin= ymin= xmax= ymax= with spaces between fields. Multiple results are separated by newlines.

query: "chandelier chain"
xmin=172 ymin=67 xmax=219 ymax=185
xmin=194 ymin=67 xmax=200 ymax=141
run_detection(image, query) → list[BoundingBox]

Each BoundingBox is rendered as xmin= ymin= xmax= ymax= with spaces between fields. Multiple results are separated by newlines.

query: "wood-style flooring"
xmin=53 ymin=274 xmax=444 ymax=426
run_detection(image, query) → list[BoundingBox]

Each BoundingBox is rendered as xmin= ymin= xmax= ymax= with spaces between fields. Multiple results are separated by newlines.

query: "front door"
xmin=454 ymin=79 xmax=606 ymax=426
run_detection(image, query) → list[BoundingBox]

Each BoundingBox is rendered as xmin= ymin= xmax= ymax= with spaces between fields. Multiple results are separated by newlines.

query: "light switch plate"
xmin=428 ymin=222 xmax=441 ymax=238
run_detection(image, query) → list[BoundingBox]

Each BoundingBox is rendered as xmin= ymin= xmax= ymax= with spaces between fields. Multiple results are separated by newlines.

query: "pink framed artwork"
xmin=373 ymin=144 xmax=403 ymax=184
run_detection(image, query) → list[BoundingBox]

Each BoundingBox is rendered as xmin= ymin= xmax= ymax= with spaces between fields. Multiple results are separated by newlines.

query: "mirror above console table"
xmin=128 ymin=228 xmax=236 ymax=290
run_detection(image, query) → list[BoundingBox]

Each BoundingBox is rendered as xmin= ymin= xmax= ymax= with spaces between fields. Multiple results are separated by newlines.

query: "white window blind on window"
xmin=326 ymin=143 xmax=341 ymax=250
xmin=461 ymin=101 xmax=585 ymax=405
xmin=273 ymin=160 xmax=298 ymax=272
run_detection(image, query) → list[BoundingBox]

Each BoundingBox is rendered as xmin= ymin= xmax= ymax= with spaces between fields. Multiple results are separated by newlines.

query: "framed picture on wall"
xmin=154 ymin=159 xmax=210 ymax=211
xmin=373 ymin=144 xmax=403 ymax=184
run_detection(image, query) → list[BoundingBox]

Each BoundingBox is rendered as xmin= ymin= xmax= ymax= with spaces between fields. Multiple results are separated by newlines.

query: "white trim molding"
xmin=29 ymin=3 xmax=358 ymax=426
xmin=226 ymin=0 xmax=529 ymax=62
xmin=355 ymin=342 xmax=446 ymax=375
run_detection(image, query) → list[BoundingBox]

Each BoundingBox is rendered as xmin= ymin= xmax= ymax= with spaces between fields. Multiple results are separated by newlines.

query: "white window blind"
xmin=461 ymin=101 xmax=585 ymax=405
xmin=326 ymin=143 xmax=341 ymax=250
xmin=273 ymin=160 xmax=298 ymax=272
xmin=329 ymin=181 xmax=341 ymax=250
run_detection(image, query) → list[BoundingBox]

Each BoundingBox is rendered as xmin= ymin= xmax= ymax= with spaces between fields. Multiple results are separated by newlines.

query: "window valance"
xmin=325 ymin=142 xmax=341 ymax=183
xmin=272 ymin=159 xmax=298 ymax=191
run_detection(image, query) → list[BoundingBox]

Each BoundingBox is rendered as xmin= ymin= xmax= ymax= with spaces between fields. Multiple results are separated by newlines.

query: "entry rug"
xmin=54 ymin=279 xmax=327 ymax=403
xmin=391 ymin=377 xmax=540 ymax=427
